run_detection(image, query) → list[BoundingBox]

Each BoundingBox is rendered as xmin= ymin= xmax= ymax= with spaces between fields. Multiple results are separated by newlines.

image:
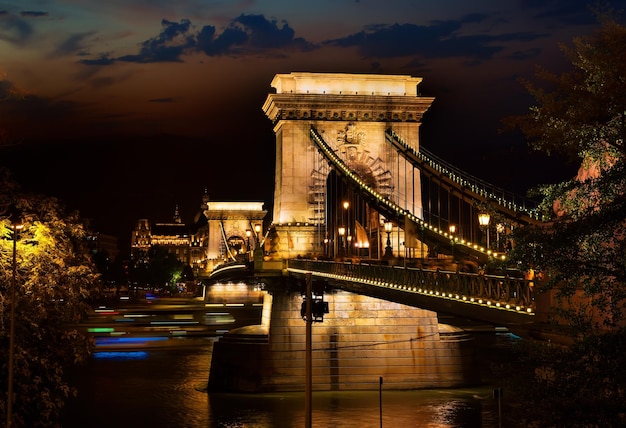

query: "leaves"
xmin=0 ymin=168 xmax=98 ymax=427
xmin=497 ymin=11 xmax=626 ymax=427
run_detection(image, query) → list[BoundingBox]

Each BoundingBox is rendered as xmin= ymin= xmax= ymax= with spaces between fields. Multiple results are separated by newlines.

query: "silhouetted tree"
xmin=145 ymin=245 xmax=184 ymax=293
xmin=0 ymin=168 xmax=99 ymax=427
xmin=498 ymin=9 xmax=626 ymax=428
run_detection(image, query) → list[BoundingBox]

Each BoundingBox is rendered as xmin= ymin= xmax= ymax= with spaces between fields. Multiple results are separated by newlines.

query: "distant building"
xmin=87 ymin=232 xmax=120 ymax=261
xmin=131 ymin=190 xmax=267 ymax=277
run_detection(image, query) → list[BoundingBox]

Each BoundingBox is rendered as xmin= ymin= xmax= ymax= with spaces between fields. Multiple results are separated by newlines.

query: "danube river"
xmin=60 ymin=287 xmax=515 ymax=427
xmin=61 ymin=336 xmax=510 ymax=427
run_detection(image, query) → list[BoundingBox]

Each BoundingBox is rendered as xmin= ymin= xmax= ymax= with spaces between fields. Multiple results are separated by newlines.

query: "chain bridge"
xmin=207 ymin=72 xmax=546 ymax=393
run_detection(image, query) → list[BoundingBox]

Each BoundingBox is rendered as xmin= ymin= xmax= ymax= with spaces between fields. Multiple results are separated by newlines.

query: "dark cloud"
xmin=81 ymin=54 xmax=116 ymax=66
xmin=522 ymin=0 xmax=608 ymax=25
xmin=325 ymin=18 xmax=546 ymax=62
xmin=149 ymin=97 xmax=176 ymax=103
xmin=0 ymin=13 xmax=35 ymax=45
xmin=1 ymin=93 xmax=77 ymax=121
xmin=118 ymin=18 xmax=194 ymax=63
xmin=20 ymin=11 xmax=48 ymax=18
xmin=0 ymin=79 xmax=23 ymax=101
xmin=508 ymin=47 xmax=543 ymax=61
xmin=83 ymin=14 xmax=314 ymax=65
xmin=0 ymin=78 xmax=80 ymax=131
xmin=50 ymin=31 xmax=95 ymax=57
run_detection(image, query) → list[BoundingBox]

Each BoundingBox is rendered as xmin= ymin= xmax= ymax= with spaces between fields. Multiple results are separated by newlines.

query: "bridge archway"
xmin=263 ymin=72 xmax=434 ymax=259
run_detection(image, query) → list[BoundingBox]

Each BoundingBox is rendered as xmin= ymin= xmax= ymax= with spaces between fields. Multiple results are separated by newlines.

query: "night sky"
xmin=1 ymin=0 xmax=619 ymax=251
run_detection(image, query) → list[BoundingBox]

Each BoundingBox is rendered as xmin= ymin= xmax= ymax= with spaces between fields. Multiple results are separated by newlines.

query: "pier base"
xmin=208 ymin=289 xmax=479 ymax=392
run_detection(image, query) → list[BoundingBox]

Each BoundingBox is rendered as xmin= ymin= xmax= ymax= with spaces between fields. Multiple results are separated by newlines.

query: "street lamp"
xmin=496 ymin=223 xmax=505 ymax=251
xmin=254 ymin=224 xmax=261 ymax=241
xmin=449 ymin=224 xmax=456 ymax=259
xmin=7 ymin=209 xmax=23 ymax=428
xmin=338 ymin=227 xmax=346 ymax=257
xmin=478 ymin=212 xmax=491 ymax=249
xmin=245 ymin=229 xmax=251 ymax=260
xmin=346 ymin=235 xmax=352 ymax=257
xmin=384 ymin=221 xmax=393 ymax=258
xmin=342 ymin=201 xmax=350 ymax=247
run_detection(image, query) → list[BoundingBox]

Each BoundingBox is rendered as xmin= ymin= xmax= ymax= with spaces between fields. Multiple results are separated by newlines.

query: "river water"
xmin=60 ymin=333 xmax=511 ymax=427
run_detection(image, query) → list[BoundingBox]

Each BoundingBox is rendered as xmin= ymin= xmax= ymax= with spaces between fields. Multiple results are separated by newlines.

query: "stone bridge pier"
xmin=207 ymin=283 xmax=479 ymax=392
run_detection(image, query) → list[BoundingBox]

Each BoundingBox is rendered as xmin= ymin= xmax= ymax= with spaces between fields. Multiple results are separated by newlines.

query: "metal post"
xmin=379 ymin=376 xmax=383 ymax=427
xmin=305 ymin=273 xmax=312 ymax=428
xmin=7 ymin=226 xmax=17 ymax=428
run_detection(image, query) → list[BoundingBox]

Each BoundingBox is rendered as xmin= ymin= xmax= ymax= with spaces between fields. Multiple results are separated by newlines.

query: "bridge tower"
xmin=262 ymin=72 xmax=434 ymax=258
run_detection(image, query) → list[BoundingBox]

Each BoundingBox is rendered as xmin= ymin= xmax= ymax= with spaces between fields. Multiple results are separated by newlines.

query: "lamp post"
xmin=245 ymin=229 xmax=252 ymax=261
xmin=338 ymin=227 xmax=346 ymax=257
xmin=342 ymin=201 xmax=349 ymax=228
xmin=346 ymin=235 xmax=352 ymax=257
xmin=478 ymin=212 xmax=491 ymax=249
xmin=252 ymin=224 xmax=264 ymax=268
xmin=384 ymin=221 xmax=393 ymax=259
xmin=7 ymin=210 xmax=23 ymax=428
xmin=449 ymin=224 xmax=456 ymax=260
xmin=495 ymin=223 xmax=503 ymax=251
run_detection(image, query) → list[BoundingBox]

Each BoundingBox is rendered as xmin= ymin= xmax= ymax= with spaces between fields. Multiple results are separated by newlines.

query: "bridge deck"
xmin=287 ymin=259 xmax=536 ymax=327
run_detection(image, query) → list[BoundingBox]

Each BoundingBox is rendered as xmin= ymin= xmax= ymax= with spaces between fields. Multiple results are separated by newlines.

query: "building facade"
xmin=131 ymin=190 xmax=267 ymax=277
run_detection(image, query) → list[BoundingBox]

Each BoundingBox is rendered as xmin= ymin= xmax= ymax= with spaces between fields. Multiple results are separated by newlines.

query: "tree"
xmin=505 ymin=8 xmax=626 ymax=332
xmin=144 ymin=245 xmax=185 ymax=294
xmin=0 ymin=168 xmax=99 ymax=427
xmin=496 ymin=9 xmax=626 ymax=428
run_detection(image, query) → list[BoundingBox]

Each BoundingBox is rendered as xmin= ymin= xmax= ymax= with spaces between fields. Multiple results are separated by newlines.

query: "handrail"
xmin=385 ymin=130 xmax=541 ymax=223
xmin=288 ymin=259 xmax=535 ymax=315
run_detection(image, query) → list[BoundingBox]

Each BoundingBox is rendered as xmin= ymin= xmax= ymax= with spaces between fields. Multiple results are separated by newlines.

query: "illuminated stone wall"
xmin=208 ymin=288 xmax=479 ymax=392
xmin=262 ymin=72 xmax=434 ymax=259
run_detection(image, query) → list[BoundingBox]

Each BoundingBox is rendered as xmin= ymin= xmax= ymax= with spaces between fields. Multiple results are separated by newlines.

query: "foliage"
xmin=0 ymin=168 xmax=99 ymax=427
xmin=131 ymin=245 xmax=185 ymax=293
xmin=506 ymin=9 xmax=626 ymax=332
xmin=495 ymin=331 xmax=626 ymax=427
xmin=495 ymin=8 xmax=626 ymax=428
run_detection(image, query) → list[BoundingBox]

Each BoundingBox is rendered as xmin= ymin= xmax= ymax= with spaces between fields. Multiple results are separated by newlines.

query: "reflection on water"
xmin=62 ymin=340 xmax=501 ymax=428
xmin=208 ymin=390 xmax=491 ymax=428
xmin=63 ymin=288 xmax=508 ymax=427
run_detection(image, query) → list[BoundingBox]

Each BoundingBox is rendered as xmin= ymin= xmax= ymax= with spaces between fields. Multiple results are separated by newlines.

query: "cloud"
xmin=0 ymin=12 xmax=35 ymax=45
xmin=118 ymin=18 xmax=194 ymax=63
xmin=148 ymin=97 xmax=176 ymax=103
xmin=324 ymin=16 xmax=546 ymax=63
xmin=83 ymin=14 xmax=314 ymax=65
xmin=50 ymin=32 xmax=96 ymax=58
xmin=0 ymin=77 xmax=81 ymax=132
xmin=20 ymin=11 xmax=48 ymax=18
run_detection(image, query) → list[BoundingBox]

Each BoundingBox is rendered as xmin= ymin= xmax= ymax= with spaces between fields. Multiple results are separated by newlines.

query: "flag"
xmin=355 ymin=221 xmax=369 ymax=247
xmin=404 ymin=214 xmax=420 ymax=248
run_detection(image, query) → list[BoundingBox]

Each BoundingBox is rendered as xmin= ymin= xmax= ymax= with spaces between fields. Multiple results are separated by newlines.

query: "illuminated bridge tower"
xmin=262 ymin=72 xmax=434 ymax=258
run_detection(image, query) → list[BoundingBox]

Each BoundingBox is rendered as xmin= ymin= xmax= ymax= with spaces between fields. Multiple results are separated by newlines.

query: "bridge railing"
xmin=288 ymin=259 xmax=535 ymax=312
xmin=385 ymin=130 xmax=541 ymax=221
